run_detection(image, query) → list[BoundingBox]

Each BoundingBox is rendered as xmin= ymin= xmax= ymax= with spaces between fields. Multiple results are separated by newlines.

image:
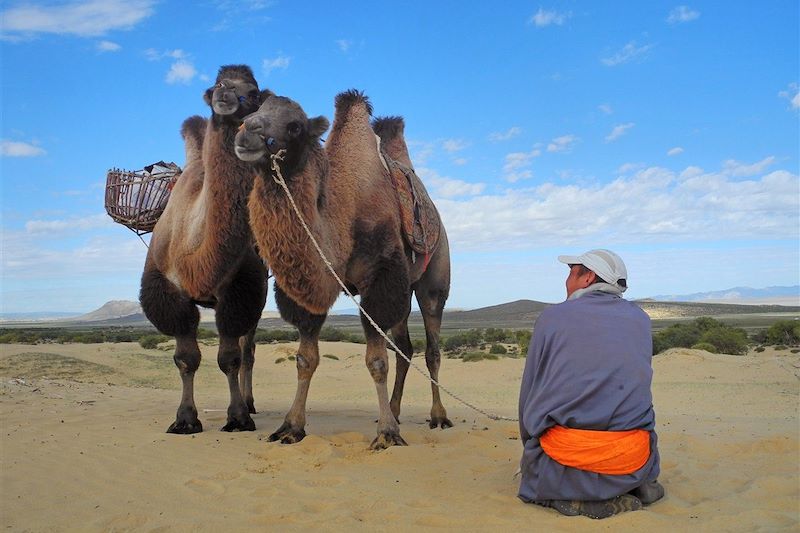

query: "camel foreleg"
xmin=270 ymin=283 xmax=326 ymax=444
xmin=140 ymin=266 xmax=204 ymax=434
xmin=389 ymin=317 xmax=414 ymax=423
xmin=215 ymin=257 xmax=267 ymax=432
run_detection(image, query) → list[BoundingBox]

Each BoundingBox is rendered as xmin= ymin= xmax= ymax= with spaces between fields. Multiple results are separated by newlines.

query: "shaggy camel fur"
xmin=140 ymin=65 xmax=270 ymax=434
xmin=235 ymin=91 xmax=451 ymax=449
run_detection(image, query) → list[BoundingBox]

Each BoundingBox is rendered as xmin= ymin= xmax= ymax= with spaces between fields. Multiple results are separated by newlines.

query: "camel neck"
xmin=199 ymin=117 xmax=256 ymax=255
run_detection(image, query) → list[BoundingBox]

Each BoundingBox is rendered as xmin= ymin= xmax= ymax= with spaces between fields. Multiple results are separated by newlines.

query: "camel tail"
xmin=371 ymin=116 xmax=405 ymax=143
xmin=181 ymin=115 xmax=207 ymax=165
xmin=334 ymin=89 xmax=373 ymax=122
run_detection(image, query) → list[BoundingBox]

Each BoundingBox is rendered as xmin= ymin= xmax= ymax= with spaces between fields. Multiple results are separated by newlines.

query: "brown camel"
xmin=235 ymin=90 xmax=452 ymax=449
xmin=140 ymin=65 xmax=271 ymax=434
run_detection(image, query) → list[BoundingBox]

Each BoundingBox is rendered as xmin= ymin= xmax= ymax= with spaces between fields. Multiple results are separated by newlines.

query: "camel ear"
xmin=203 ymin=87 xmax=213 ymax=106
xmin=259 ymin=89 xmax=275 ymax=102
xmin=308 ymin=116 xmax=329 ymax=140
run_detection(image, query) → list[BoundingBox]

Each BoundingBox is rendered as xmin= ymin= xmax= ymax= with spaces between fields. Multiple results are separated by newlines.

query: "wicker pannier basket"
xmin=105 ymin=161 xmax=181 ymax=235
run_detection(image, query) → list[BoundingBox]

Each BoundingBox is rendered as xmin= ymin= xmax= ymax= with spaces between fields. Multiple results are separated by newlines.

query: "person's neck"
xmin=568 ymin=282 xmax=623 ymax=301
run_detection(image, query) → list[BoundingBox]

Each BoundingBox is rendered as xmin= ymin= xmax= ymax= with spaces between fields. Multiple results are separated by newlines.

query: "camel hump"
xmin=334 ymin=89 xmax=373 ymax=122
xmin=181 ymin=115 xmax=207 ymax=164
xmin=372 ymin=116 xmax=405 ymax=142
xmin=386 ymin=157 xmax=441 ymax=257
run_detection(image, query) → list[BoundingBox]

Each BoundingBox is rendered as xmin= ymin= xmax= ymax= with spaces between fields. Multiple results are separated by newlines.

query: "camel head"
xmin=235 ymin=95 xmax=329 ymax=165
xmin=203 ymin=64 xmax=272 ymax=120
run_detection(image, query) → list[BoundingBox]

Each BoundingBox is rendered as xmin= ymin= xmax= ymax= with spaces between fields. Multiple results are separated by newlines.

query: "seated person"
xmin=518 ymin=249 xmax=665 ymax=519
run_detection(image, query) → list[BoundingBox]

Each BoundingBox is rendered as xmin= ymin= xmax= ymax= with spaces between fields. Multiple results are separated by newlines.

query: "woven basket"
xmin=105 ymin=161 xmax=181 ymax=235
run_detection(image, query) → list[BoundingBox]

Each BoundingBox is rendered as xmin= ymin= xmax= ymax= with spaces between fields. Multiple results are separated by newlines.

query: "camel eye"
xmin=287 ymin=122 xmax=302 ymax=137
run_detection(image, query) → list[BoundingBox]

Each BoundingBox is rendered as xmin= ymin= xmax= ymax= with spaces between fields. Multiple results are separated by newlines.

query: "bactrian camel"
xmin=235 ymin=90 xmax=452 ymax=449
xmin=140 ymin=65 xmax=271 ymax=434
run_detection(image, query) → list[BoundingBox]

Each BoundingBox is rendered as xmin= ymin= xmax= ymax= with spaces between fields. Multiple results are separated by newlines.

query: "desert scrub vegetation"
xmin=442 ymin=328 xmax=531 ymax=356
xmin=0 ymin=327 xmax=182 ymax=346
xmin=750 ymin=319 xmax=800 ymax=346
xmin=653 ymin=317 xmax=749 ymax=355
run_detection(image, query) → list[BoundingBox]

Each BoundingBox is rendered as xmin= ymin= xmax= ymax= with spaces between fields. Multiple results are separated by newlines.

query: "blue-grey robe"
xmin=518 ymin=290 xmax=660 ymax=502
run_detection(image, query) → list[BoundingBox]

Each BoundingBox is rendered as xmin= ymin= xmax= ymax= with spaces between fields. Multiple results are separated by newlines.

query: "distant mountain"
xmin=67 ymin=300 xmax=143 ymax=322
xmin=648 ymin=285 xmax=799 ymax=305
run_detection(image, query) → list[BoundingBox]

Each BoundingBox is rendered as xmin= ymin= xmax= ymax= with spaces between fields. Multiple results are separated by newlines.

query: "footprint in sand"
xmin=184 ymin=476 xmax=226 ymax=495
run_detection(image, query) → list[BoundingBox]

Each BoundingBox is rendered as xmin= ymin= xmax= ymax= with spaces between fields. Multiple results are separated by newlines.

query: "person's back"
xmin=518 ymin=249 xmax=664 ymax=519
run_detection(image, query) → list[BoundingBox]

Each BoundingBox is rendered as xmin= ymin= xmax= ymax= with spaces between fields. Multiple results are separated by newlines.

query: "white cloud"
xmin=263 ymin=55 xmax=290 ymax=76
xmin=1 ymin=140 xmax=45 ymax=157
xmin=165 ymin=60 xmax=197 ymax=85
xmin=452 ymin=158 xmax=468 ymax=166
xmin=605 ymin=122 xmax=635 ymax=142
xmin=598 ymin=104 xmax=613 ymax=115
xmin=0 ymin=0 xmax=154 ymax=39
xmin=503 ymin=148 xmax=542 ymax=183
xmin=601 ymin=41 xmax=653 ymax=66
xmin=418 ymin=168 xmax=485 ymax=198
xmin=547 ymin=134 xmax=578 ymax=153
xmin=667 ymin=147 xmax=684 ymax=156
xmin=25 ymin=213 xmax=112 ymax=235
xmin=667 ymin=6 xmax=700 ymax=24
xmin=336 ymin=39 xmax=353 ymax=52
xmin=489 ymin=127 xmax=522 ymax=142
xmin=618 ymin=162 xmax=645 ymax=174
xmin=778 ymin=83 xmax=800 ymax=111
xmin=442 ymin=139 xmax=468 ymax=153
xmin=529 ymin=8 xmax=571 ymax=27
xmin=434 ymin=164 xmax=799 ymax=251
xmin=722 ymin=156 xmax=775 ymax=178
xmin=96 ymin=40 xmax=120 ymax=52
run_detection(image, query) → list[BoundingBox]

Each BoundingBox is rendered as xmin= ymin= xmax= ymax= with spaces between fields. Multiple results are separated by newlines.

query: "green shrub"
xmin=754 ymin=346 xmax=766 ymax=353
xmin=691 ymin=342 xmax=718 ymax=353
xmin=653 ymin=317 xmax=749 ymax=355
xmin=411 ymin=339 xmax=426 ymax=352
xmin=515 ymin=330 xmax=532 ymax=356
xmin=323 ymin=354 xmax=339 ymax=360
xmin=139 ymin=334 xmax=170 ymax=349
xmin=698 ymin=326 xmax=748 ymax=355
xmin=461 ymin=351 xmax=499 ymax=362
xmin=253 ymin=328 xmax=299 ymax=343
xmin=774 ymin=345 xmax=788 ymax=351
xmin=275 ymin=357 xmax=286 ymax=364
xmin=764 ymin=320 xmax=800 ymax=346
xmin=489 ymin=344 xmax=507 ymax=355
xmin=196 ymin=328 xmax=218 ymax=340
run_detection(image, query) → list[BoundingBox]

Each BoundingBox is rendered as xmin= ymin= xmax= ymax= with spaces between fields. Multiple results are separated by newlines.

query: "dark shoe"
xmin=543 ymin=495 xmax=642 ymax=519
xmin=629 ymin=480 xmax=665 ymax=505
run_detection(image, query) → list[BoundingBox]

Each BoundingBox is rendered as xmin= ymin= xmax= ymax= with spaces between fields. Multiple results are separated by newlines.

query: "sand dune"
xmin=1 ymin=342 xmax=798 ymax=531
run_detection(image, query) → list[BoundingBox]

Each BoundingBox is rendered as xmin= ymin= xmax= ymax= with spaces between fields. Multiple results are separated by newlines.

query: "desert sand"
xmin=1 ymin=341 xmax=798 ymax=532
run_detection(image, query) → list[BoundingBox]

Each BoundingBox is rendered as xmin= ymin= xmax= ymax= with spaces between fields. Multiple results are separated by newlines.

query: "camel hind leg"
xmin=413 ymin=237 xmax=452 ymax=429
xmin=140 ymin=266 xmax=203 ymax=434
xmin=239 ymin=327 xmax=257 ymax=414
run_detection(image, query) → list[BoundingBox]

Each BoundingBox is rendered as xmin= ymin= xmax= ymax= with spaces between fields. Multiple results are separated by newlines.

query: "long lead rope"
xmin=268 ymin=149 xmax=517 ymax=422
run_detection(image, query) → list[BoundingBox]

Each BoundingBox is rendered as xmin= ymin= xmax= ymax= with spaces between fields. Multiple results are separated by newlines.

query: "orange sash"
xmin=540 ymin=425 xmax=650 ymax=475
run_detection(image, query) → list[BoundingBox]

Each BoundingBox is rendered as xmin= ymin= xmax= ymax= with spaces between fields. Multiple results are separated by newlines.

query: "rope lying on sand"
xmin=268 ymin=149 xmax=517 ymax=423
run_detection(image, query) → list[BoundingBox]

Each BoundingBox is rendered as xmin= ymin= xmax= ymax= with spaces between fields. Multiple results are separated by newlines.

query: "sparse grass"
xmin=0 ymin=352 xmax=115 ymax=381
xmin=275 ymin=357 xmax=287 ymax=364
xmin=461 ymin=351 xmax=499 ymax=363
xmin=323 ymin=354 xmax=339 ymax=361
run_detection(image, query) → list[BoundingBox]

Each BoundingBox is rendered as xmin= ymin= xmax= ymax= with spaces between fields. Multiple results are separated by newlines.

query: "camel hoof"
xmin=370 ymin=432 xmax=408 ymax=450
xmin=246 ymin=401 xmax=257 ymax=415
xmin=221 ymin=415 xmax=255 ymax=432
xmin=167 ymin=419 xmax=203 ymax=434
xmin=429 ymin=416 xmax=454 ymax=430
xmin=267 ymin=422 xmax=306 ymax=444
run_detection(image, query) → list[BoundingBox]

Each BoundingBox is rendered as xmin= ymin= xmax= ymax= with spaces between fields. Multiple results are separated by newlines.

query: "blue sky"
xmin=1 ymin=1 xmax=798 ymax=314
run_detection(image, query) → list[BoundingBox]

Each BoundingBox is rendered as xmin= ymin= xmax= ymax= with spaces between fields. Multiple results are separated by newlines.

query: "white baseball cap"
xmin=558 ymin=249 xmax=628 ymax=291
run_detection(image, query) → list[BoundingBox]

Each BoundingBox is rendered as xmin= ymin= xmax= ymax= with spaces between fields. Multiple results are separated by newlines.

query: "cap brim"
xmin=557 ymin=255 xmax=582 ymax=265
